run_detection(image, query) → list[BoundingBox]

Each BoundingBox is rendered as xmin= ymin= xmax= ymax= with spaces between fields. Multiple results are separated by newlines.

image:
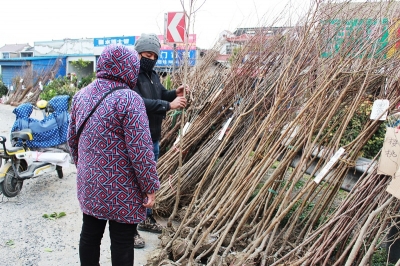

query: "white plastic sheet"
xmin=28 ymin=151 xmax=71 ymax=168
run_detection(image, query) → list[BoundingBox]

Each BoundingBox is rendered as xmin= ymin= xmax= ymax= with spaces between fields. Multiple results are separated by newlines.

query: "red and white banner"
xmin=164 ymin=12 xmax=186 ymax=44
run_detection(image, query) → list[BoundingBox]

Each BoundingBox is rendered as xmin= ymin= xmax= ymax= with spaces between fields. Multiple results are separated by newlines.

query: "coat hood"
xmin=48 ymin=95 xmax=70 ymax=112
xmin=96 ymin=44 xmax=140 ymax=89
xmin=13 ymin=103 xmax=33 ymax=119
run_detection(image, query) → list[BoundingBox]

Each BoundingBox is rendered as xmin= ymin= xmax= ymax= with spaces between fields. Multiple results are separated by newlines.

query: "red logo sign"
xmin=164 ymin=12 xmax=186 ymax=43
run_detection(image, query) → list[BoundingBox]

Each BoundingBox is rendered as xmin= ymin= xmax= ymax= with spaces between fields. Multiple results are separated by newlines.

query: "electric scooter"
xmin=0 ymin=96 xmax=71 ymax=197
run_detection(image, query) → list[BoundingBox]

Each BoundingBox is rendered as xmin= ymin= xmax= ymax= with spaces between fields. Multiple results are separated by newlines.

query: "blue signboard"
xmin=156 ymin=49 xmax=196 ymax=67
xmin=94 ymin=36 xmax=135 ymax=47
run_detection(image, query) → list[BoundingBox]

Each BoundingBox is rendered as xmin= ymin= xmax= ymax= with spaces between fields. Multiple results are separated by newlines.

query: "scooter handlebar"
xmin=0 ymin=136 xmax=7 ymax=155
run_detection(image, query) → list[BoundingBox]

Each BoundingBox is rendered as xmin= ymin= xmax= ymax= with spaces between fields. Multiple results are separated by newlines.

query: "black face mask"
xmin=140 ymin=57 xmax=157 ymax=72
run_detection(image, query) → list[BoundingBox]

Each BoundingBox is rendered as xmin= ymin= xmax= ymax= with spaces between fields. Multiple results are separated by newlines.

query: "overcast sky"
xmin=0 ymin=0 xmax=312 ymax=49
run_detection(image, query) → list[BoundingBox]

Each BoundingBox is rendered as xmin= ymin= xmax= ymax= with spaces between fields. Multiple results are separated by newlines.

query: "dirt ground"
xmin=0 ymin=103 xmax=162 ymax=266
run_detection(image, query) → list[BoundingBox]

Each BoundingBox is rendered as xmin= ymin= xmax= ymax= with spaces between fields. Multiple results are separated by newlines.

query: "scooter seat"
xmin=11 ymin=129 xmax=33 ymax=141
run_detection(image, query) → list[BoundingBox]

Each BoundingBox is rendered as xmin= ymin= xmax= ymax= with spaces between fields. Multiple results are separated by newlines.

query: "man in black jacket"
xmin=133 ymin=33 xmax=188 ymax=248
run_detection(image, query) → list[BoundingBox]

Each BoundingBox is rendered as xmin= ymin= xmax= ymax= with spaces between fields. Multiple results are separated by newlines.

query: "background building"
xmin=0 ymin=34 xmax=198 ymax=87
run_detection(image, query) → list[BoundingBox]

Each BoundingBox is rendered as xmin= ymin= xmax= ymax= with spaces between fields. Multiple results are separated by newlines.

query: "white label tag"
xmin=370 ymin=99 xmax=389 ymax=120
xmin=173 ymin=122 xmax=191 ymax=145
xmin=314 ymin=148 xmax=345 ymax=184
xmin=218 ymin=117 xmax=233 ymax=140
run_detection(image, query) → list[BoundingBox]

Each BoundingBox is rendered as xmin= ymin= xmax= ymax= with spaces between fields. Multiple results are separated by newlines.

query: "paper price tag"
xmin=377 ymin=127 xmax=400 ymax=176
xmin=386 ymin=173 xmax=400 ymax=199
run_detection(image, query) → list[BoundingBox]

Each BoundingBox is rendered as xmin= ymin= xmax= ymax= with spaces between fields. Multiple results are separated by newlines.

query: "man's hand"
xmin=170 ymin=96 xmax=187 ymax=110
xmin=176 ymin=85 xmax=190 ymax=97
xmin=143 ymin=193 xmax=156 ymax=208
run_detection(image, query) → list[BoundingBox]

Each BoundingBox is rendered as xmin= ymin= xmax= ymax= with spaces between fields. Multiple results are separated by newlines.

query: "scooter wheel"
xmin=1 ymin=166 xmax=23 ymax=198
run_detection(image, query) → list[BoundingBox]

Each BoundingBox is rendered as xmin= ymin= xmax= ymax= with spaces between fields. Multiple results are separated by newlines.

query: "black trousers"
xmin=79 ymin=213 xmax=137 ymax=266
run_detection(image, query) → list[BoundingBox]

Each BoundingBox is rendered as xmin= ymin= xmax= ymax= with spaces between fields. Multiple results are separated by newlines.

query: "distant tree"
xmin=228 ymin=47 xmax=242 ymax=65
xmin=70 ymin=59 xmax=91 ymax=70
xmin=0 ymin=75 xmax=8 ymax=97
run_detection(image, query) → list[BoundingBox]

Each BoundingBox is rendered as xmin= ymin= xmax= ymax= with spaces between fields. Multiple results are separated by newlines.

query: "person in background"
xmin=133 ymin=33 xmax=189 ymax=248
xmin=67 ymin=44 xmax=160 ymax=266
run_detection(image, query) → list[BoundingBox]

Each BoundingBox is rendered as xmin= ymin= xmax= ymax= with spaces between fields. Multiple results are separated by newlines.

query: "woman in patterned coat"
xmin=67 ymin=44 xmax=160 ymax=266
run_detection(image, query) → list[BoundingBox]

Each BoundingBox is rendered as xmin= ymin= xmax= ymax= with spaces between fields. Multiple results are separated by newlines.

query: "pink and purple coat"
xmin=67 ymin=44 xmax=160 ymax=224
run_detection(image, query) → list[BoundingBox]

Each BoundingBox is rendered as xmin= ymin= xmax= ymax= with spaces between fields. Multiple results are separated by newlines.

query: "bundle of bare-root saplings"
xmin=150 ymin=1 xmax=400 ymax=265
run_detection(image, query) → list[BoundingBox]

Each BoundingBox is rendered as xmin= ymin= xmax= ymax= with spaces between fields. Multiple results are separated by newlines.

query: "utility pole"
xmin=172 ymin=43 xmax=176 ymax=78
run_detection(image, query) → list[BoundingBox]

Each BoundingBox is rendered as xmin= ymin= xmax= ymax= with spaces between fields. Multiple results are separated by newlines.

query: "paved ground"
xmin=0 ymin=102 xmax=161 ymax=266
